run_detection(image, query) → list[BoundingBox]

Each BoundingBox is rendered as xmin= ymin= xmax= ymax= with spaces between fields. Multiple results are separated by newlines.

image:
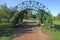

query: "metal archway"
xmin=15 ymin=1 xmax=50 ymax=13
xmin=11 ymin=0 xmax=53 ymax=28
xmin=14 ymin=0 xmax=53 ymax=20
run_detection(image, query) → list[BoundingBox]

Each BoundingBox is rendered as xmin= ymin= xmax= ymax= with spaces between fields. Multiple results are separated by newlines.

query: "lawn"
xmin=51 ymin=21 xmax=60 ymax=40
xmin=50 ymin=31 xmax=60 ymax=40
xmin=53 ymin=21 xmax=60 ymax=25
xmin=0 ymin=36 xmax=11 ymax=40
xmin=44 ymin=21 xmax=60 ymax=40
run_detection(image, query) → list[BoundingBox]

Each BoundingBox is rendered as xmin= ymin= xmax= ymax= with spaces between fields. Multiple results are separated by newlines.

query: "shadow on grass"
xmin=54 ymin=24 xmax=60 ymax=30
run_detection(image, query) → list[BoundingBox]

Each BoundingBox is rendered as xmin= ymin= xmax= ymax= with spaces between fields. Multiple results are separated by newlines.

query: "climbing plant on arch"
xmin=37 ymin=9 xmax=53 ymax=29
xmin=10 ymin=1 xmax=53 ymax=28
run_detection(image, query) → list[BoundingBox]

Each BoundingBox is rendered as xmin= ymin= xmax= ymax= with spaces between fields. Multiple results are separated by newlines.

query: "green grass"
xmin=23 ymin=19 xmax=29 ymax=22
xmin=23 ymin=19 xmax=39 ymax=23
xmin=53 ymin=21 xmax=60 ymax=25
xmin=32 ymin=19 xmax=39 ymax=23
xmin=0 ymin=36 xmax=11 ymax=40
xmin=51 ymin=21 xmax=60 ymax=40
xmin=51 ymin=31 xmax=60 ymax=40
xmin=45 ymin=31 xmax=60 ymax=40
xmin=43 ymin=21 xmax=60 ymax=40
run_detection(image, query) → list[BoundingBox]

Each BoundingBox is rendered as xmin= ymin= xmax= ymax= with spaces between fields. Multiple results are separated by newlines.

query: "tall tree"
xmin=0 ymin=4 xmax=9 ymax=22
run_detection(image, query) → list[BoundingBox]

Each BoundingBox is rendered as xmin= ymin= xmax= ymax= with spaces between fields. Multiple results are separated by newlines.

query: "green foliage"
xmin=42 ymin=21 xmax=60 ymax=40
xmin=32 ymin=14 xmax=37 ymax=19
xmin=37 ymin=9 xmax=53 ymax=28
xmin=57 ymin=13 xmax=60 ymax=21
xmin=0 ymin=36 xmax=11 ymax=40
xmin=0 ymin=23 xmax=13 ymax=40
xmin=54 ymin=13 xmax=60 ymax=21
xmin=0 ymin=4 xmax=13 ymax=23
xmin=10 ymin=8 xmax=28 ymax=26
xmin=27 ymin=10 xmax=33 ymax=19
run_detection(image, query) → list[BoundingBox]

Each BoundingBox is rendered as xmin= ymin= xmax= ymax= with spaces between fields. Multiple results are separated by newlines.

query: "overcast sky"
xmin=0 ymin=0 xmax=60 ymax=16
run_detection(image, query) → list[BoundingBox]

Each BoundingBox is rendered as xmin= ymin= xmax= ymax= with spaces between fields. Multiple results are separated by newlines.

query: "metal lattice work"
xmin=14 ymin=0 xmax=53 ymax=20
xmin=11 ymin=1 xmax=53 ymax=28
xmin=15 ymin=1 xmax=50 ymax=13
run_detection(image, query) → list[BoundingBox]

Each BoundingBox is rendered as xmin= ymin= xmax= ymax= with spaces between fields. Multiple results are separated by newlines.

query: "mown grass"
xmin=51 ymin=21 xmax=60 ymax=40
xmin=32 ymin=19 xmax=39 ymax=23
xmin=50 ymin=31 xmax=60 ymax=40
xmin=43 ymin=21 xmax=60 ymax=40
xmin=0 ymin=36 xmax=11 ymax=40
xmin=23 ymin=19 xmax=29 ymax=22
xmin=23 ymin=19 xmax=39 ymax=23
xmin=53 ymin=21 xmax=60 ymax=25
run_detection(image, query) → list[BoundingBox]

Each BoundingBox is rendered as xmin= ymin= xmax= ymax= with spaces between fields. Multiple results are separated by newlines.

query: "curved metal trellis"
xmin=12 ymin=1 xmax=53 ymax=27
xmin=15 ymin=1 xmax=50 ymax=13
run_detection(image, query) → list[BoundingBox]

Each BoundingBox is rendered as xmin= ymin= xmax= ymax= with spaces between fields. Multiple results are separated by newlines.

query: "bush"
xmin=0 ymin=23 xmax=13 ymax=36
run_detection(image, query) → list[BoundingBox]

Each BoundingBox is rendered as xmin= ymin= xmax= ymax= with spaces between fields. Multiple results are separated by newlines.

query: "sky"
xmin=0 ymin=0 xmax=60 ymax=16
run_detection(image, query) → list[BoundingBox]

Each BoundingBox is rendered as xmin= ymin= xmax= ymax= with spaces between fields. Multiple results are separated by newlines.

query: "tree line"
xmin=54 ymin=13 xmax=60 ymax=21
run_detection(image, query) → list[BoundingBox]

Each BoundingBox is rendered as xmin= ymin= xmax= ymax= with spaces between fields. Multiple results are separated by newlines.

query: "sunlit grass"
xmin=45 ymin=31 xmax=60 ymax=40
xmin=23 ymin=19 xmax=29 ymax=22
xmin=0 ymin=36 xmax=11 ymax=40
xmin=43 ymin=21 xmax=60 ymax=40
xmin=53 ymin=21 xmax=60 ymax=25
xmin=51 ymin=31 xmax=60 ymax=40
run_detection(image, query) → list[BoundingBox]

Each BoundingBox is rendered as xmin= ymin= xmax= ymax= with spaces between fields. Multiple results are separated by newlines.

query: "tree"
xmin=54 ymin=13 xmax=60 ymax=21
xmin=0 ymin=4 xmax=9 ymax=23
xmin=57 ymin=13 xmax=60 ymax=21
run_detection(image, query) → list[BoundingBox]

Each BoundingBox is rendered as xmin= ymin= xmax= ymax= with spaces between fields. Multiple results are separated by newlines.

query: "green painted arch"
xmin=14 ymin=0 xmax=53 ymax=19
xmin=10 ymin=1 xmax=53 ymax=27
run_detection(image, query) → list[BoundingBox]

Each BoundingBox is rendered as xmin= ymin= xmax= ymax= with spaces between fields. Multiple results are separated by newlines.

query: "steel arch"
xmin=15 ymin=1 xmax=50 ymax=13
xmin=11 ymin=1 xmax=53 ymax=28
